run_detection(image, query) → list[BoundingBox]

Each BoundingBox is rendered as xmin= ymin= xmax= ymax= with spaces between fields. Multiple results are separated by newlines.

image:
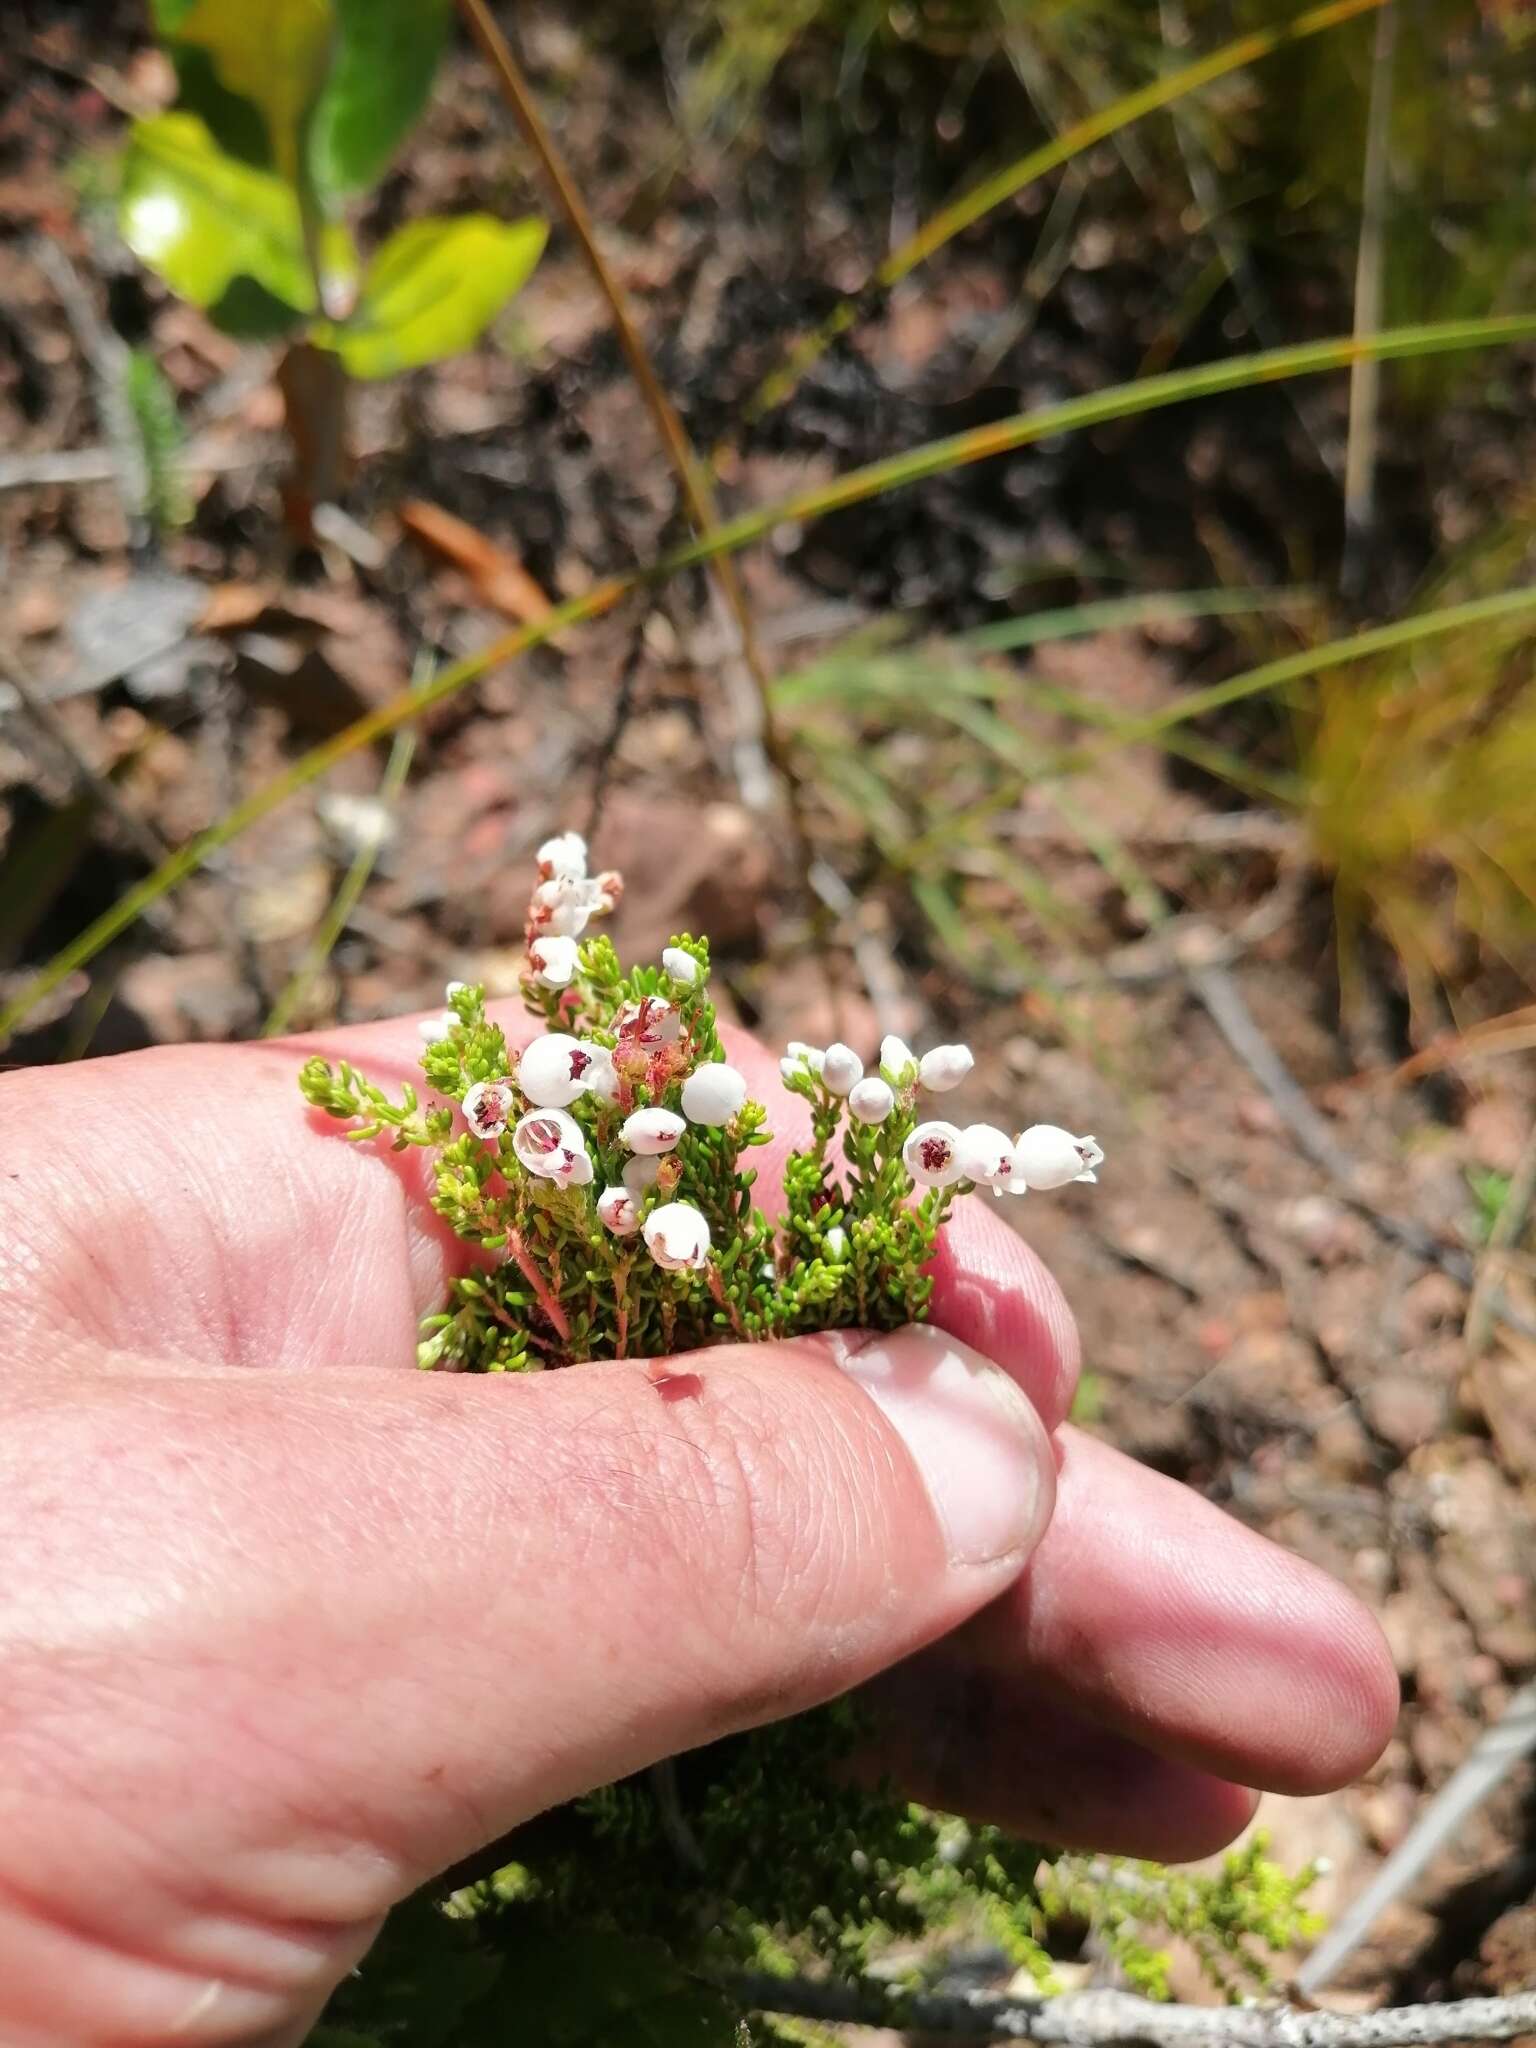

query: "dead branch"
xmin=728 ymin=1976 xmax=1536 ymax=2045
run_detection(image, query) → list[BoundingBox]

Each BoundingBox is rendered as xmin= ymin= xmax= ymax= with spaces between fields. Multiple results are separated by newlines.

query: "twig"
xmin=0 ymin=437 xmax=277 ymax=498
xmin=584 ymin=611 xmax=650 ymax=842
xmin=1341 ymin=0 xmax=1398 ymax=597
xmin=455 ymin=0 xmax=831 ymax=961
xmin=727 ymin=1976 xmax=1536 ymax=2045
xmin=1464 ymin=1117 xmax=1536 ymax=1357
xmin=1295 ymin=1680 xmax=1536 ymax=1995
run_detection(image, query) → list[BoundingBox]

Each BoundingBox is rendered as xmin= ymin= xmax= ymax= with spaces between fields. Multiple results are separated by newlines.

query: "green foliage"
xmin=319 ymin=215 xmax=549 ymax=378
xmin=149 ymin=0 xmax=453 ymax=199
xmin=1467 ymin=1166 xmax=1513 ymax=1244
xmin=310 ymin=0 xmax=456 ymax=197
xmin=121 ymin=111 xmax=344 ymax=330
xmin=123 ymin=0 xmax=542 ymax=378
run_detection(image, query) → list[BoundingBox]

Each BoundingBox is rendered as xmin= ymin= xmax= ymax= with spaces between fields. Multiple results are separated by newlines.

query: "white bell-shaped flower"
xmin=820 ymin=1043 xmax=863 ymax=1096
xmin=918 ymin=1043 xmax=974 ymax=1092
xmin=418 ymin=1009 xmax=457 ymax=1044
xmin=622 ymin=1153 xmax=661 ymax=1195
xmin=621 ymin=1106 xmax=686 ymax=1155
xmin=662 ymin=946 xmax=702 ymax=987
xmin=512 ymin=1108 xmax=592 ymax=1186
xmin=823 ymin=1224 xmax=848 ymax=1261
xmin=903 ymin=1120 xmax=964 ymax=1187
xmin=847 ymin=1076 xmax=896 ymax=1125
xmin=643 ymin=1200 xmax=711 ymax=1272
xmin=461 ymin=1079 xmax=512 ymax=1141
xmin=528 ymin=934 xmax=579 ymax=989
xmin=681 ymin=1062 xmax=747 ymax=1127
xmin=955 ymin=1122 xmax=1015 ymax=1192
xmin=879 ymin=1034 xmax=917 ymax=1084
xmin=533 ymin=873 xmax=606 ymax=938
xmin=597 ymin=1185 xmax=640 ymax=1235
xmin=1012 ymin=1124 xmax=1104 ymax=1190
xmin=519 ymin=1033 xmax=599 ymax=1108
xmin=537 ymin=830 xmax=588 ymax=879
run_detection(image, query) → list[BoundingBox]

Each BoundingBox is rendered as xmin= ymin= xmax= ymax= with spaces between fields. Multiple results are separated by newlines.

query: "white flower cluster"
xmin=526 ymin=831 xmax=621 ymax=976
xmin=445 ymin=952 xmax=740 ymax=1275
xmin=782 ymin=1032 xmax=1102 ymax=1198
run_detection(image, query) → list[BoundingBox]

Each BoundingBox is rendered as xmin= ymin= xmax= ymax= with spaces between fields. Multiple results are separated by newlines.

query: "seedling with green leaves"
xmin=119 ymin=0 xmax=545 ymax=512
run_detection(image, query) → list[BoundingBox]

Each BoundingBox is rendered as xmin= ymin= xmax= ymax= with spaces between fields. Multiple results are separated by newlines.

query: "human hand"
xmin=0 ymin=1010 xmax=1397 ymax=2047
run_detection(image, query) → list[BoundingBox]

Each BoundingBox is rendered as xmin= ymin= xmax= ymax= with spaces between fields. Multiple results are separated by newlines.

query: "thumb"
xmin=1 ymin=1328 xmax=1052 ymax=2044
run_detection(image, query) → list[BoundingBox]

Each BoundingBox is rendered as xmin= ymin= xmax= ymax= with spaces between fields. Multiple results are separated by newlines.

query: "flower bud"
xmin=461 ymin=1079 xmax=512 ymax=1140
xmin=621 ymin=1106 xmax=687 ymax=1155
xmin=622 ymin=1153 xmax=661 ymax=1195
xmin=662 ymin=946 xmax=702 ymax=987
xmin=1012 ymin=1124 xmax=1104 ymax=1190
xmin=537 ymin=830 xmax=588 ymax=879
xmin=518 ymin=1033 xmax=599 ymax=1108
xmin=821 ymin=1043 xmax=863 ymax=1096
xmin=903 ymin=1120 xmax=964 ymax=1187
xmin=643 ymin=1200 xmax=711 ymax=1272
xmin=955 ymin=1122 xmax=1015 ymax=1191
xmin=823 ymin=1225 xmax=848 ymax=1261
xmin=418 ymin=1009 xmax=457 ymax=1044
xmin=529 ymin=934 xmax=579 ymax=989
xmin=879 ymin=1034 xmax=917 ymax=1084
xmin=445 ymin=980 xmax=469 ymax=1002
xmin=597 ymin=1185 xmax=640 ymax=1235
xmin=512 ymin=1108 xmax=592 ymax=1186
xmin=918 ymin=1043 xmax=974 ymax=1092
xmin=848 ymin=1076 xmax=896 ymax=1124
xmin=681 ymin=1061 xmax=747 ymax=1127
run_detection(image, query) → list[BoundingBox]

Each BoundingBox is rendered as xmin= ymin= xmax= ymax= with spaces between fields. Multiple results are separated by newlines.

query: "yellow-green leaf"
xmin=120 ymin=112 xmax=355 ymax=333
xmin=172 ymin=0 xmax=334 ymax=184
xmin=322 ymin=214 xmax=546 ymax=379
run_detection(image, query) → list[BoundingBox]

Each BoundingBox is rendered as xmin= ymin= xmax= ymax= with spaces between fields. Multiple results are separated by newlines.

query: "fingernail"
xmin=833 ymin=1324 xmax=1052 ymax=1569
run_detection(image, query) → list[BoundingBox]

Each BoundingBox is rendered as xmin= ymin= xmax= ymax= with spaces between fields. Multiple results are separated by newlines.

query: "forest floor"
xmin=3 ymin=0 xmax=1534 ymax=2017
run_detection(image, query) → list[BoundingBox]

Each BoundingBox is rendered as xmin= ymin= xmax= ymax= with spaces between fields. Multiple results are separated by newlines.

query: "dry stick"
xmin=456 ymin=0 xmax=832 ymax=975
xmin=727 ymin=1977 xmax=1536 ymax=2045
xmin=1464 ymin=1114 xmax=1536 ymax=1357
xmin=1295 ymin=1680 xmax=1536 ymax=1995
xmin=1340 ymin=0 xmax=1398 ymax=597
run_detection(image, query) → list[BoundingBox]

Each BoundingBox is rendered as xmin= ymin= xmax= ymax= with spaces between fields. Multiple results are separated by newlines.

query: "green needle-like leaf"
xmin=322 ymin=214 xmax=546 ymax=378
